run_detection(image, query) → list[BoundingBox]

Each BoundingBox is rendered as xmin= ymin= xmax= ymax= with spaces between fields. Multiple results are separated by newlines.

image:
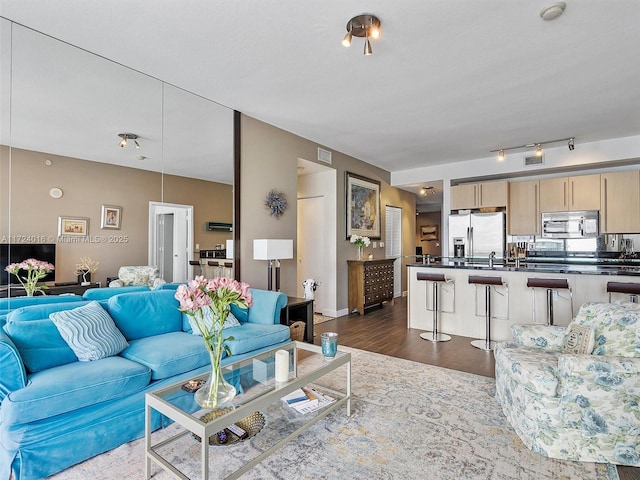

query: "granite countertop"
xmin=407 ymin=258 xmax=640 ymax=276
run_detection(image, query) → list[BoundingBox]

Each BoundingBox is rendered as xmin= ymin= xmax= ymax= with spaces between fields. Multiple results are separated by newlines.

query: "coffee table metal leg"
xmin=145 ymin=404 xmax=152 ymax=479
xmin=347 ymin=358 xmax=352 ymax=417
xmin=201 ymin=433 xmax=208 ymax=480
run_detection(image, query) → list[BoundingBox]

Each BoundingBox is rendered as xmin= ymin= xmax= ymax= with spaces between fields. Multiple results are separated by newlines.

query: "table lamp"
xmin=253 ymin=239 xmax=294 ymax=291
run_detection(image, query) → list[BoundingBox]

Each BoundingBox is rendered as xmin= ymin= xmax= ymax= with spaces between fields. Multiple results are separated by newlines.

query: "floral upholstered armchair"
xmin=494 ymin=302 xmax=640 ymax=466
xmin=108 ymin=266 xmax=166 ymax=289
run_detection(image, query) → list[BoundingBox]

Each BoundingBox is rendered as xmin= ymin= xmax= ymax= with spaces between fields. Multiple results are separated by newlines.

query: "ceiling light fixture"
xmin=540 ymin=2 xmax=567 ymax=21
xmin=118 ymin=133 xmax=140 ymax=149
xmin=420 ymin=186 xmax=435 ymax=196
xmin=342 ymin=14 xmax=381 ymax=56
xmin=490 ymin=136 xmax=575 ymax=160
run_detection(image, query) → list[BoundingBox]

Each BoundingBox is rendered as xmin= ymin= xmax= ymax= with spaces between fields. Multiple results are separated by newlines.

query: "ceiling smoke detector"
xmin=540 ymin=2 xmax=566 ymax=21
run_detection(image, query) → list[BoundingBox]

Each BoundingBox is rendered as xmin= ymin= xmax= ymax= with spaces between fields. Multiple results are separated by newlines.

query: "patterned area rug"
xmin=313 ymin=313 xmax=333 ymax=325
xmin=52 ymin=347 xmax=618 ymax=480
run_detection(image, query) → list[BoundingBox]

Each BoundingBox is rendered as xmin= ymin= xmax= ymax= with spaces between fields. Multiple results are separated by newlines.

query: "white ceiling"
xmin=1 ymin=1 xmax=639 ymax=192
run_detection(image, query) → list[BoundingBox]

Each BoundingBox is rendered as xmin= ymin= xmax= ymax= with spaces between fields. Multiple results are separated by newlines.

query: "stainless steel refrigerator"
xmin=448 ymin=212 xmax=506 ymax=260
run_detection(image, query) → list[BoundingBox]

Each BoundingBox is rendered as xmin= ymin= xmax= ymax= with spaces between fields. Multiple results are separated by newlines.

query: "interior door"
xmin=385 ymin=205 xmax=402 ymax=298
xmin=149 ymin=202 xmax=193 ymax=283
xmin=297 ymin=196 xmax=326 ymax=313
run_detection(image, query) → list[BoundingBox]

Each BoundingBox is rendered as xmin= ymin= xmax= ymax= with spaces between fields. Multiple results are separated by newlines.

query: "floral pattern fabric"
xmin=108 ymin=266 xmax=166 ymax=289
xmin=495 ymin=302 xmax=640 ymax=466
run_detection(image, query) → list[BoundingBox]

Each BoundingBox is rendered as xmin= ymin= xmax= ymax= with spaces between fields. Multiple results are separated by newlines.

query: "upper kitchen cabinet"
xmin=539 ymin=174 xmax=601 ymax=212
xmin=508 ymin=180 xmax=540 ymax=235
xmin=600 ymin=171 xmax=640 ymax=233
xmin=450 ymin=180 xmax=507 ymax=210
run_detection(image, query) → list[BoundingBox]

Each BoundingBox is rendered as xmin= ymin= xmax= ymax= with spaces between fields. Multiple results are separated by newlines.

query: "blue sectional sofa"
xmin=0 ymin=288 xmax=290 ymax=480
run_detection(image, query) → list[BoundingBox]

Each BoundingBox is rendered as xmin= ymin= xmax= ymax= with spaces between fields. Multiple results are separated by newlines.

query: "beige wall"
xmin=240 ymin=115 xmax=416 ymax=311
xmin=416 ymin=212 xmax=442 ymax=256
xmin=1 ymin=147 xmax=231 ymax=285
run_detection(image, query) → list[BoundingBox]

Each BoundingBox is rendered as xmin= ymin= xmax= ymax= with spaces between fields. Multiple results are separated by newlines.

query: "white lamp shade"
xmin=253 ymin=239 xmax=293 ymax=260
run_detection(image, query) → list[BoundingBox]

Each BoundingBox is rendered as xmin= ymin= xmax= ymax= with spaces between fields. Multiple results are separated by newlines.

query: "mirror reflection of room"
xmin=0 ymin=20 xmax=235 ymax=294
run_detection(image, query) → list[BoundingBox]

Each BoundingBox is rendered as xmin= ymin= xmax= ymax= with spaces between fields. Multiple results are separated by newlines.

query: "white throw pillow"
xmin=186 ymin=308 xmax=241 ymax=336
xmin=563 ymin=322 xmax=595 ymax=355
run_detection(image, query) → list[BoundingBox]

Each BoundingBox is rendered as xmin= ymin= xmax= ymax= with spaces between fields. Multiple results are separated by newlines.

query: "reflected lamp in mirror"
xmin=253 ymin=239 xmax=293 ymax=292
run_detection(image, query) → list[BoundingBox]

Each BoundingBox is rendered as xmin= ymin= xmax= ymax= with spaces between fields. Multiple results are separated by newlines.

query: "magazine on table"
xmin=281 ymin=387 xmax=335 ymax=414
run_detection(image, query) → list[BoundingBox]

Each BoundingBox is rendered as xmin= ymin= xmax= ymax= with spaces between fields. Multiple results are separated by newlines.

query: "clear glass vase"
xmin=195 ymin=350 xmax=236 ymax=409
xmin=357 ymin=245 xmax=363 ymax=260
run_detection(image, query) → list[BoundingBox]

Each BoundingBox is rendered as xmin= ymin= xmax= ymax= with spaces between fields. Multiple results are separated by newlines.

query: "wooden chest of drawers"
xmin=347 ymin=259 xmax=395 ymax=315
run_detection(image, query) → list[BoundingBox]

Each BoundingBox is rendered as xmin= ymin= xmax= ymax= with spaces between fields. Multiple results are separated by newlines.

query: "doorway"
xmin=297 ymin=158 xmax=337 ymax=317
xmin=148 ymin=202 xmax=194 ymax=283
xmin=385 ymin=205 xmax=402 ymax=298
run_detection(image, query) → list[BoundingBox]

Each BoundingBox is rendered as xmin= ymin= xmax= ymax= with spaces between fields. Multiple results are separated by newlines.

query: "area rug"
xmin=313 ymin=313 xmax=333 ymax=325
xmin=51 ymin=347 xmax=618 ymax=480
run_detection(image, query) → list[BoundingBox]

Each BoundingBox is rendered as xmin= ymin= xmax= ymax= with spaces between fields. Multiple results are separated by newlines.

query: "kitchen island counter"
xmin=407 ymin=262 xmax=640 ymax=343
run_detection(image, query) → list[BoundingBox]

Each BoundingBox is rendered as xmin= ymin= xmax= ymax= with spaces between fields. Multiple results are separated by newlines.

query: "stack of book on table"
xmin=281 ymin=387 xmax=335 ymax=414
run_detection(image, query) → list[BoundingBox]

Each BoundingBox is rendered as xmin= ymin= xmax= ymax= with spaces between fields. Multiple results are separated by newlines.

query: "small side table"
xmin=280 ymin=296 xmax=314 ymax=343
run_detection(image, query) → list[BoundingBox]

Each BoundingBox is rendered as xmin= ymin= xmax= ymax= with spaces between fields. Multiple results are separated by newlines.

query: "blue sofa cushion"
xmin=120 ymin=331 xmax=209 ymax=380
xmin=229 ymin=289 xmax=286 ymax=325
xmin=0 ymin=355 xmax=150 ymax=425
xmin=182 ymin=310 xmax=241 ymax=335
xmin=49 ymin=301 xmax=129 ymax=361
xmin=107 ymin=290 xmax=182 ymax=340
xmin=0 ymin=294 xmax=84 ymax=326
xmin=0 ymin=330 xmax=27 ymax=401
xmin=225 ymin=323 xmax=291 ymax=356
xmin=3 ymin=303 xmax=93 ymax=372
xmin=82 ymin=286 xmax=150 ymax=301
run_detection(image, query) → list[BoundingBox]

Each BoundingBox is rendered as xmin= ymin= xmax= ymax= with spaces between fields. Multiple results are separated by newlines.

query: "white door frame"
xmin=385 ymin=205 xmax=402 ymax=298
xmin=148 ymin=201 xmax=193 ymax=282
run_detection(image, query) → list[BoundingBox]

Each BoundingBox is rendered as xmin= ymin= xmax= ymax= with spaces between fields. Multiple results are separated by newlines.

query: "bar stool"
xmin=207 ymin=260 xmax=221 ymax=277
xmin=416 ymin=272 xmax=453 ymax=342
xmin=222 ymin=262 xmax=234 ymax=278
xmin=526 ymin=277 xmax=573 ymax=326
xmin=468 ymin=275 xmax=507 ymax=351
xmin=189 ymin=260 xmax=203 ymax=277
xmin=606 ymin=281 xmax=640 ymax=303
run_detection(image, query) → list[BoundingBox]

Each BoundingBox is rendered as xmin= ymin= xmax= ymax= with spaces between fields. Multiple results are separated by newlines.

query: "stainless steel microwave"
xmin=541 ymin=211 xmax=599 ymax=239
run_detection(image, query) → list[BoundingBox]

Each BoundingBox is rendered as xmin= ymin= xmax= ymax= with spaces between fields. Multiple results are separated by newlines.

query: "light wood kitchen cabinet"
xmin=508 ymin=180 xmax=540 ymax=235
xmin=451 ymin=180 xmax=507 ymax=210
xmin=600 ymin=171 xmax=640 ymax=233
xmin=539 ymin=174 xmax=600 ymax=212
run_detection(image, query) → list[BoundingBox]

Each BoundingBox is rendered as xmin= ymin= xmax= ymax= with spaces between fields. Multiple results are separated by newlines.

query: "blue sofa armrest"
xmin=230 ymin=289 xmax=287 ymax=325
xmin=0 ymin=329 xmax=27 ymax=401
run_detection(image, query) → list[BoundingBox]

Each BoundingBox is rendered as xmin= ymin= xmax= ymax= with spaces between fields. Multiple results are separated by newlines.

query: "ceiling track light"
xmin=118 ymin=133 xmax=140 ymax=149
xmin=490 ymin=136 xmax=575 ymax=160
xmin=342 ymin=14 xmax=381 ymax=56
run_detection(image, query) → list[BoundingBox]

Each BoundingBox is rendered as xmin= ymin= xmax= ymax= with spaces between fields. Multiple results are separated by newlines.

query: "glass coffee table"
xmin=145 ymin=340 xmax=351 ymax=480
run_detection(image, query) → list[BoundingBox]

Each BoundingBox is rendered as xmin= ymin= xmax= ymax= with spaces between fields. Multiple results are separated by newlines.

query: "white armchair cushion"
xmin=574 ymin=302 xmax=640 ymax=357
xmin=111 ymin=266 xmax=166 ymax=289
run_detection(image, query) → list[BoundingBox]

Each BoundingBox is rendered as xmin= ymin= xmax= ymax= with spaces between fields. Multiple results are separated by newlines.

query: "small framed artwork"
xmin=346 ymin=172 xmax=381 ymax=239
xmin=101 ymin=205 xmax=122 ymax=230
xmin=421 ymin=225 xmax=438 ymax=241
xmin=58 ymin=216 xmax=89 ymax=237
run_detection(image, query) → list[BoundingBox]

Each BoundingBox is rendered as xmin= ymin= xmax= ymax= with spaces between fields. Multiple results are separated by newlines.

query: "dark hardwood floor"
xmin=312 ymin=296 xmax=638 ymax=480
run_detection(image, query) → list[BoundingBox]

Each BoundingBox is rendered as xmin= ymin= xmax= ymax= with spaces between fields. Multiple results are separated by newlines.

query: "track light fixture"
xmin=342 ymin=14 xmax=381 ymax=56
xmin=490 ymin=136 xmax=575 ymax=160
xmin=118 ymin=133 xmax=140 ymax=149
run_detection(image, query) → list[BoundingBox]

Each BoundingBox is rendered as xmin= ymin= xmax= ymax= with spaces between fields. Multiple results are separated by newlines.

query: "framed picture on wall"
xmin=101 ymin=205 xmax=122 ymax=230
xmin=58 ymin=216 xmax=89 ymax=237
xmin=346 ymin=172 xmax=381 ymax=239
xmin=420 ymin=224 xmax=438 ymax=241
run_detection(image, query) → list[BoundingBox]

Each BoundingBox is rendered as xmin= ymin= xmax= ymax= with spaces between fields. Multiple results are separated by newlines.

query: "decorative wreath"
xmin=265 ymin=189 xmax=288 ymax=219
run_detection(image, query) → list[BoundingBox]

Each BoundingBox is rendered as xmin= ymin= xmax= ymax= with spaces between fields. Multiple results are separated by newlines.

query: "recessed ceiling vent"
xmin=524 ymin=154 xmax=544 ymax=166
xmin=317 ymin=147 xmax=332 ymax=164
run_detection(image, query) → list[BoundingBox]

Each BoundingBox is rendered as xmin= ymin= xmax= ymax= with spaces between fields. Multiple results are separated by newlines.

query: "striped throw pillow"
xmin=50 ymin=301 xmax=129 ymax=361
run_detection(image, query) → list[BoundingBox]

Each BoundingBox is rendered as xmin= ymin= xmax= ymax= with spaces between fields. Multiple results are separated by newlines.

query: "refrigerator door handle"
xmin=467 ymin=227 xmax=472 ymax=259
